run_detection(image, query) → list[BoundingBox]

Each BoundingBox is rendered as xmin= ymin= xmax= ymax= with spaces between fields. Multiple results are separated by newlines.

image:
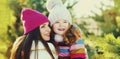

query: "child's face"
xmin=52 ymin=20 xmax=70 ymax=35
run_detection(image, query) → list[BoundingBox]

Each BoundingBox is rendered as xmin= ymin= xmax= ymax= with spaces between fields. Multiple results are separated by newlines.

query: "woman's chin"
xmin=44 ymin=37 xmax=50 ymax=41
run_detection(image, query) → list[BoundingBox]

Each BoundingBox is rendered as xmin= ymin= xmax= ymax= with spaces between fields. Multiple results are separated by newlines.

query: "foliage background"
xmin=0 ymin=0 xmax=120 ymax=59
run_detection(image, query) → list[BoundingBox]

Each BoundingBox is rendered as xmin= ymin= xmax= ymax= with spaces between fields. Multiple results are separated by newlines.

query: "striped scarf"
xmin=55 ymin=35 xmax=87 ymax=59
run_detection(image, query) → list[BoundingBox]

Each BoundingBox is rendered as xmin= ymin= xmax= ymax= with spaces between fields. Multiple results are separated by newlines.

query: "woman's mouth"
xmin=45 ymin=33 xmax=50 ymax=37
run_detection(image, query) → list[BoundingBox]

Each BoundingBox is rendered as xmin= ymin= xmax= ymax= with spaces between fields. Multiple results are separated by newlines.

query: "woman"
xmin=46 ymin=0 xmax=88 ymax=59
xmin=10 ymin=8 xmax=58 ymax=59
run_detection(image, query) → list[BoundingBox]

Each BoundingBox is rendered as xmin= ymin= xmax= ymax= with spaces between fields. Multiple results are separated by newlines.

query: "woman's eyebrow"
xmin=41 ymin=23 xmax=48 ymax=27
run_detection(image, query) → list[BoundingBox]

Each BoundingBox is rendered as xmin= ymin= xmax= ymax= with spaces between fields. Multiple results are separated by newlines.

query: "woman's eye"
xmin=41 ymin=25 xmax=45 ymax=28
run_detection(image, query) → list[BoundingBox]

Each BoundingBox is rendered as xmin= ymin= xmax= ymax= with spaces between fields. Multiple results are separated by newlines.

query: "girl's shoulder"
xmin=70 ymin=38 xmax=84 ymax=45
xmin=75 ymin=38 xmax=84 ymax=44
xmin=72 ymin=24 xmax=82 ymax=37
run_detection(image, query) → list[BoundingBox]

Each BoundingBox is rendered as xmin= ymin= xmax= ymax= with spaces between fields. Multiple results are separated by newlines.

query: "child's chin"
xmin=57 ymin=33 xmax=64 ymax=35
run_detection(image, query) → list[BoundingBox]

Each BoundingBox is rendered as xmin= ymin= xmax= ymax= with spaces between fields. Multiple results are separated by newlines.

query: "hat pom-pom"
xmin=46 ymin=0 xmax=63 ymax=12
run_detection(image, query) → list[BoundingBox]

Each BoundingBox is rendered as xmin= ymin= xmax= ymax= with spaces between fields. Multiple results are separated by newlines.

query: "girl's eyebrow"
xmin=64 ymin=20 xmax=67 ymax=21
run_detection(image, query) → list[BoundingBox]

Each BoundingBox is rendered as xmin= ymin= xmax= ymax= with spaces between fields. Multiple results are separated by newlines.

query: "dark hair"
xmin=49 ymin=26 xmax=59 ymax=52
xmin=10 ymin=27 xmax=55 ymax=59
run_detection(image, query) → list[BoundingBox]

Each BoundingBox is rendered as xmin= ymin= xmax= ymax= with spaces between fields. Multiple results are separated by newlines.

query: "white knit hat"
xmin=46 ymin=0 xmax=72 ymax=25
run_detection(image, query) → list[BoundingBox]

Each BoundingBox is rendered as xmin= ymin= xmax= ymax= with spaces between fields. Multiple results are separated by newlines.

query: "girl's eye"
xmin=64 ymin=21 xmax=67 ymax=23
xmin=55 ymin=21 xmax=60 ymax=23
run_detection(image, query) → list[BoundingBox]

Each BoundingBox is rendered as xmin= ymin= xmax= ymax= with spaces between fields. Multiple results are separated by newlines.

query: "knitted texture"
xmin=21 ymin=8 xmax=49 ymax=34
xmin=46 ymin=0 xmax=72 ymax=25
xmin=55 ymin=35 xmax=87 ymax=59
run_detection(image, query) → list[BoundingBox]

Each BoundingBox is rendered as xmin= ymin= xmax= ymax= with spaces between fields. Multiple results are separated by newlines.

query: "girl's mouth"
xmin=58 ymin=28 xmax=65 ymax=31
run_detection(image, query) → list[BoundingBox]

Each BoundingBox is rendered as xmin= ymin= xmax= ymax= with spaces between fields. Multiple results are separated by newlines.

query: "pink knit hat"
xmin=21 ymin=8 xmax=49 ymax=34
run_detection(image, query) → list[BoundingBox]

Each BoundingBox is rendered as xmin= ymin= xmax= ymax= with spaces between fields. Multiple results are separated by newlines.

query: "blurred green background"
xmin=0 ymin=0 xmax=120 ymax=59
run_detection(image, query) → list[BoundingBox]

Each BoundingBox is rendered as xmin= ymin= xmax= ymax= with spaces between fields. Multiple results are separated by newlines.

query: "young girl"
xmin=46 ymin=0 xmax=88 ymax=59
xmin=10 ymin=8 xmax=58 ymax=59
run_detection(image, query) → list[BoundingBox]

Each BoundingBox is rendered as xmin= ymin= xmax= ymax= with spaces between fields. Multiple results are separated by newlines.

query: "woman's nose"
xmin=46 ymin=26 xmax=51 ymax=32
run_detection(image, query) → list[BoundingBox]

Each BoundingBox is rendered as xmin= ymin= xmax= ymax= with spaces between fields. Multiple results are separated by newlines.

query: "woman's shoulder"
xmin=13 ymin=35 xmax=25 ymax=47
xmin=11 ymin=35 xmax=25 ymax=55
xmin=31 ymin=41 xmax=56 ymax=51
xmin=48 ymin=42 xmax=55 ymax=50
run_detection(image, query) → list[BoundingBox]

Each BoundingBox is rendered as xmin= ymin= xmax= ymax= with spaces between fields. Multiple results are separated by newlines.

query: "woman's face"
xmin=52 ymin=20 xmax=70 ymax=35
xmin=40 ymin=22 xmax=51 ymax=41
